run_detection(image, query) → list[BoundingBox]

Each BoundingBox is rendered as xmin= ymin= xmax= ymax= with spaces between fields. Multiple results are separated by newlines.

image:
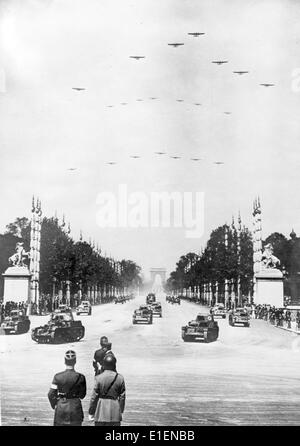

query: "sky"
xmin=0 ymin=0 xmax=300 ymax=278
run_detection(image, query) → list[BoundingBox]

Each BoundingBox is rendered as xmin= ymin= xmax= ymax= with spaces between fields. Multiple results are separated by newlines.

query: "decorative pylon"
xmin=252 ymin=196 xmax=262 ymax=303
xmin=237 ymin=211 xmax=242 ymax=305
xmin=61 ymin=214 xmax=66 ymax=230
xmin=224 ymin=224 xmax=229 ymax=309
xmin=29 ymin=196 xmax=42 ymax=308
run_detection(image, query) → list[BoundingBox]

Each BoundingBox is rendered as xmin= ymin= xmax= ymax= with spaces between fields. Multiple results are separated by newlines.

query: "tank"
xmin=1 ymin=310 xmax=31 ymax=335
xmin=132 ymin=305 xmax=153 ymax=324
xmin=181 ymin=313 xmax=219 ymax=342
xmin=31 ymin=310 xmax=85 ymax=343
xmin=146 ymin=293 xmax=156 ymax=305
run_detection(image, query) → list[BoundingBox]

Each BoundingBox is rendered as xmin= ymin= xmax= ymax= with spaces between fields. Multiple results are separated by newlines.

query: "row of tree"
xmin=165 ymin=224 xmax=300 ymax=300
xmin=1 ymin=216 xmax=142 ymax=297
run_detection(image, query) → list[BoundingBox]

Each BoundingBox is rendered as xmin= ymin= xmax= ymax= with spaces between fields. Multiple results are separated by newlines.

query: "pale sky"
xmin=0 ymin=0 xmax=300 ymax=278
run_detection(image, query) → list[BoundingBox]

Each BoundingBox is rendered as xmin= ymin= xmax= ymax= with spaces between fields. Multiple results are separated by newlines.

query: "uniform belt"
xmin=99 ymin=395 xmax=117 ymax=400
xmin=58 ymin=394 xmax=80 ymax=399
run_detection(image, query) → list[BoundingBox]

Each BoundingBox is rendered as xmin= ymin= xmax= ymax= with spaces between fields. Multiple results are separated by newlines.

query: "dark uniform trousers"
xmin=48 ymin=369 xmax=86 ymax=426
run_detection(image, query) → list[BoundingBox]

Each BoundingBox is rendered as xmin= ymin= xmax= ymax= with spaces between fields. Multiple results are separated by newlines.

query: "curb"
xmin=273 ymin=325 xmax=300 ymax=335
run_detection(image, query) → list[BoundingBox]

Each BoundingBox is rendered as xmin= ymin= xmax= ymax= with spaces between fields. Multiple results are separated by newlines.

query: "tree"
xmin=5 ymin=217 xmax=30 ymax=246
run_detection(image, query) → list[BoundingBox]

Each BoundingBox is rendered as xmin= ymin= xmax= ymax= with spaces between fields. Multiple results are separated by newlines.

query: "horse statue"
xmin=261 ymin=243 xmax=280 ymax=269
xmin=8 ymin=242 xmax=30 ymax=267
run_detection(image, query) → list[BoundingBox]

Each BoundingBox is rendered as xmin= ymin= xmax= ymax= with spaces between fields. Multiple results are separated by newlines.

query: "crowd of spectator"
xmin=0 ymin=292 xmax=118 ymax=321
xmin=0 ymin=300 xmax=28 ymax=322
xmin=254 ymin=303 xmax=300 ymax=331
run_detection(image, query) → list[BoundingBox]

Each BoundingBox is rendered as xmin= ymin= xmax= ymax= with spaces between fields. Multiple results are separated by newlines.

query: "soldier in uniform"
xmin=88 ymin=354 xmax=126 ymax=426
xmin=48 ymin=350 xmax=86 ymax=426
xmin=93 ymin=336 xmax=115 ymax=375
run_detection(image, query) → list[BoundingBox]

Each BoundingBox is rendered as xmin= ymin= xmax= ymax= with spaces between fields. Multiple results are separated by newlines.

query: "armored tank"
xmin=1 ymin=310 xmax=31 ymax=335
xmin=31 ymin=310 xmax=85 ymax=343
xmin=132 ymin=305 xmax=153 ymax=324
xmin=146 ymin=293 xmax=156 ymax=305
xmin=181 ymin=313 xmax=219 ymax=342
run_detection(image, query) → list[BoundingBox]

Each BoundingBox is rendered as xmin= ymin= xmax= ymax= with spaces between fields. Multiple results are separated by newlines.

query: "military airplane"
xmin=72 ymin=87 xmax=85 ymax=91
xmin=149 ymin=97 xmax=157 ymax=100
xmin=155 ymin=151 xmax=166 ymax=155
xmin=188 ymin=32 xmax=205 ymax=37
xmin=212 ymin=60 xmax=228 ymax=65
xmin=176 ymin=99 xmax=184 ymax=102
xmin=67 ymin=168 xmax=77 ymax=171
xmin=260 ymin=83 xmax=275 ymax=87
xmin=107 ymin=105 xmax=114 ymax=108
xmin=233 ymin=71 xmax=249 ymax=75
xmin=224 ymin=112 xmax=232 ymax=115
xmin=121 ymin=102 xmax=128 ymax=105
xmin=214 ymin=161 xmax=224 ymax=165
xmin=136 ymin=99 xmax=143 ymax=101
xmin=170 ymin=156 xmax=181 ymax=159
xmin=168 ymin=43 xmax=184 ymax=47
xmin=194 ymin=103 xmax=202 ymax=106
xmin=191 ymin=158 xmax=201 ymax=161
xmin=130 ymin=56 xmax=145 ymax=60
xmin=130 ymin=155 xmax=141 ymax=159
xmin=107 ymin=162 xmax=117 ymax=165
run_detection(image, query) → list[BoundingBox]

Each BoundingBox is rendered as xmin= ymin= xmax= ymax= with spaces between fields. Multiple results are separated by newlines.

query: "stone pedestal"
xmin=255 ymin=269 xmax=283 ymax=307
xmin=2 ymin=266 xmax=31 ymax=304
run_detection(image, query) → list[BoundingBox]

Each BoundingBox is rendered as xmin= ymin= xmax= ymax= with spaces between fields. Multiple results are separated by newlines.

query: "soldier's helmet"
xmin=65 ymin=350 xmax=76 ymax=366
xmin=103 ymin=354 xmax=116 ymax=371
xmin=100 ymin=336 xmax=109 ymax=347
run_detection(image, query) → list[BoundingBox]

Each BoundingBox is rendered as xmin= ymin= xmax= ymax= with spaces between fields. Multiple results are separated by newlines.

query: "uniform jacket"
xmin=48 ymin=369 xmax=86 ymax=425
xmin=89 ymin=370 xmax=126 ymax=422
xmin=93 ymin=348 xmax=115 ymax=375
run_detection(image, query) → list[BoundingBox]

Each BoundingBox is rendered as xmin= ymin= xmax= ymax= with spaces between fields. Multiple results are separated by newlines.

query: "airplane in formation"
xmin=121 ymin=102 xmax=128 ymax=105
xmin=176 ymin=99 xmax=184 ymax=102
xmin=233 ymin=71 xmax=249 ymax=75
xmin=194 ymin=103 xmax=202 ymax=106
xmin=191 ymin=158 xmax=201 ymax=161
xmin=188 ymin=32 xmax=205 ymax=37
xmin=107 ymin=162 xmax=117 ymax=165
xmin=149 ymin=97 xmax=157 ymax=100
xmin=67 ymin=168 xmax=77 ymax=171
xmin=212 ymin=60 xmax=228 ymax=65
xmin=130 ymin=156 xmax=141 ymax=159
xmin=155 ymin=151 xmax=166 ymax=155
xmin=129 ymin=56 xmax=145 ymax=60
xmin=214 ymin=161 xmax=224 ymax=165
xmin=224 ymin=112 xmax=232 ymax=115
xmin=168 ymin=43 xmax=184 ymax=47
xmin=170 ymin=156 xmax=181 ymax=159
xmin=136 ymin=99 xmax=143 ymax=101
xmin=260 ymin=83 xmax=275 ymax=87
xmin=72 ymin=87 xmax=85 ymax=91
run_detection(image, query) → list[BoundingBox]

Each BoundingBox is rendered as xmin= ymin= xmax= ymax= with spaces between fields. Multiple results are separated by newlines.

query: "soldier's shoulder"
xmin=94 ymin=348 xmax=103 ymax=356
xmin=53 ymin=370 xmax=67 ymax=380
xmin=117 ymin=372 xmax=125 ymax=382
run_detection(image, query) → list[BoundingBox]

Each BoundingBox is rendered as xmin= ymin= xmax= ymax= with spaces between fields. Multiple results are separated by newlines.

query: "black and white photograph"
xmin=1 ymin=0 xmax=300 ymax=428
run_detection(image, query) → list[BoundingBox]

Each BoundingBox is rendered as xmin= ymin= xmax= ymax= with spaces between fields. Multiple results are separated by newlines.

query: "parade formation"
xmin=1 ymin=0 xmax=300 ymax=428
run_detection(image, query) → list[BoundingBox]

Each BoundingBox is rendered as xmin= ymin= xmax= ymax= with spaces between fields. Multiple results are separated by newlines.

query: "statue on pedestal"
xmin=261 ymin=243 xmax=280 ymax=270
xmin=8 ymin=242 xmax=30 ymax=267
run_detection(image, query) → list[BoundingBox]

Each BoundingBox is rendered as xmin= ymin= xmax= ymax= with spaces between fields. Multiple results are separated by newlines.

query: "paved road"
xmin=1 ymin=294 xmax=300 ymax=426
